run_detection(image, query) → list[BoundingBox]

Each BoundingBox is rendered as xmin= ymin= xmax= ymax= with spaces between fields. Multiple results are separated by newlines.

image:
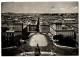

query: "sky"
xmin=1 ymin=2 xmax=78 ymax=13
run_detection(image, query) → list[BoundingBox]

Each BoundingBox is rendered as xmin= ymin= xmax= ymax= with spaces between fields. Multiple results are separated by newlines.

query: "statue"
xmin=34 ymin=44 xmax=41 ymax=56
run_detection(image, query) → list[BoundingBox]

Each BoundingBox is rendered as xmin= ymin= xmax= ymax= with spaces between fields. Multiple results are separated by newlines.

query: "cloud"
xmin=60 ymin=8 xmax=65 ymax=10
xmin=59 ymin=6 xmax=78 ymax=13
xmin=73 ymin=6 xmax=78 ymax=9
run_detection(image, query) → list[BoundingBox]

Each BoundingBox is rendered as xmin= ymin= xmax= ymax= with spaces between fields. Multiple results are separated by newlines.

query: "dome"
xmin=29 ymin=33 xmax=48 ymax=46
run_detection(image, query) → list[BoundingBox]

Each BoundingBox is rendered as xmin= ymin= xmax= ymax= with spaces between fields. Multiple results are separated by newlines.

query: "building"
xmin=63 ymin=19 xmax=77 ymax=23
xmin=2 ymin=23 xmax=23 ymax=42
xmin=6 ymin=30 xmax=14 ymax=41
xmin=50 ymin=20 xmax=75 ymax=38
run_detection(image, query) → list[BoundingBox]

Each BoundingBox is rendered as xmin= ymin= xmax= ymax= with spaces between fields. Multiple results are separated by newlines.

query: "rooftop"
xmin=64 ymin=19 xmax=75 ymax=20
xmin=6 ymin=30 xmax=15 ymax=32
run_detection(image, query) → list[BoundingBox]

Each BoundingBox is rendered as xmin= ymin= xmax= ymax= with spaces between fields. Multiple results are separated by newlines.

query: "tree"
xmin=14 ymin=35 xmax=22 ymax=46
xmin=53 ymin=34 xmax=63 ymax=41
xmin=22 ymin=27 xmax=30 ymax=40
xmin=63 ymin=36 xmax=76 ymax=47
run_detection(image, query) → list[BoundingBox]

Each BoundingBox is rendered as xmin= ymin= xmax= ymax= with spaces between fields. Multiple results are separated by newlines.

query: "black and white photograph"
xmin=1 ymin=2 xmax=79 ymax=56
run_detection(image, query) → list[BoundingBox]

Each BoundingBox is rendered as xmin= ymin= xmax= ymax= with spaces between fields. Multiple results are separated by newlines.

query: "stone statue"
xmin=34 ymin=44 xmax=41 ymax=56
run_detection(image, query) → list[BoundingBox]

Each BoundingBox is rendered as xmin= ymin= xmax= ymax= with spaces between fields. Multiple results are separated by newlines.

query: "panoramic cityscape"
xmin=1 ymin=2 xmax=78 ymax=56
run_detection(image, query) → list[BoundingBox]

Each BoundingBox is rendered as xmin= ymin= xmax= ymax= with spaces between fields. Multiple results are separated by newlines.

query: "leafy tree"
xmin=53 ymin=34 xmax=76 ymax=47
xmin=22 ymin=27 xmax=30 ymax=40
xmin=14 ymin=35 xmax=22 ymax=46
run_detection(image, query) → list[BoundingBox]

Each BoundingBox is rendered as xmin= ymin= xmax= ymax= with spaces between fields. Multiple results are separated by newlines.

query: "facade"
xmin=63 ymin=19 xmax=77 ymax=23
xmin=41 ymin=25 xmax=50 ymax=33
xmin=27 ymin=25 xmax=37 ymax=32
xmin=50 ymin=20 xmax=75 ymax=38
xmin=55 ymin=30 xmax=74 ymax=38
xmin=2 ymin=23 xmax=23 ymax=42
xmin=6 ymin=30 xmax=14 ymax=41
